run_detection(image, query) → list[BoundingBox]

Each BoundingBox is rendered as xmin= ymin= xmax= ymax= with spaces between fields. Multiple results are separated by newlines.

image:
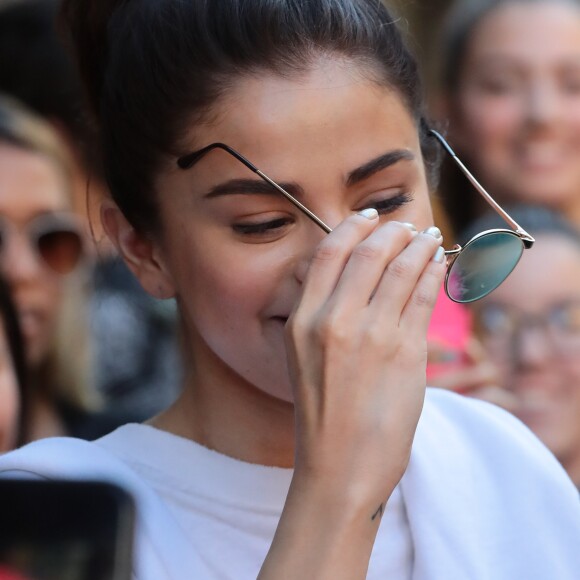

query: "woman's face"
xmin=0 ymin=316 xmax=19 ymax=452
xmin=152 ymin=59 xmax=434 ymax=403
xmin=0 ymin=144 xmax=68 ymax=367
xmin=474 ymin=236 xmax=580 ymax=466
xmin=449 ymin=1 xmax=580 ymax=213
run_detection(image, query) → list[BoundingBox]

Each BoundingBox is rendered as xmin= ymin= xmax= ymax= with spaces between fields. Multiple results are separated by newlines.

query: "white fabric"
xmin=1 ymin=388 xmax=579 ymax=579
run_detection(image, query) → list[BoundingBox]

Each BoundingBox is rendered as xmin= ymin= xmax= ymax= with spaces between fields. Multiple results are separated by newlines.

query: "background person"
xmin=0 ymin=0 xmax=181 ymax=421
xmin=0 ymin=93 xmax=116 ymax=441
xmin=436 ymin=0 xmax=580 ymax=236
xmin=469 ymin=205 xmax=580 ymax=488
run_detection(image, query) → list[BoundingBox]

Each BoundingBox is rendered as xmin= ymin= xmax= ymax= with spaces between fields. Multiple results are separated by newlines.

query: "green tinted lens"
xmin=446 ymin=231 xmax=524 ymax=303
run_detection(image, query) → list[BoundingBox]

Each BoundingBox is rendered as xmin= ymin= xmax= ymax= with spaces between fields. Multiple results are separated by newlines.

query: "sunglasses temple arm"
xmin=256 ymin=170 xmax=333 ymax=233
xmin=178 ymin=143 xmax=333 ymax=234
xmin=450 ymin=156 xmax=534 ymax=245
xmin=430 ymin=131 xmax=534 ymax=245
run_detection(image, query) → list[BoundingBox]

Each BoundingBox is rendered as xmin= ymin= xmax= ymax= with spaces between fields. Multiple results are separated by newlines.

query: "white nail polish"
xmin=358 ymin=208 xmax=379 ymax=220
xmin=433 ymin=247 xmax=445 ymax=263
xmin=401 ymin=222 xmax=417 ymax=232
xmin=423 ymin=226 xmax=442 ymax=239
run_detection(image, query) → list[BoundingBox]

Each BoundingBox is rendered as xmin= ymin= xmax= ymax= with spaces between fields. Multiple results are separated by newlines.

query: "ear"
xmin=101 ymin=200 xmax=176 ymax=300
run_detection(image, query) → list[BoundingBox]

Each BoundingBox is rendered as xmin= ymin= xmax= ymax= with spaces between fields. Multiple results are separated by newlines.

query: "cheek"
xmin=456 ymin=93 xmax=523 ymax=147
xmin=171 ymin=232 xmax=287 ymax=329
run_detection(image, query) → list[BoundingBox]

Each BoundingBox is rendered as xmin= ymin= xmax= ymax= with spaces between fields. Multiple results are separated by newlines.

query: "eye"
xmin=233 ymin=217 xmax=293 ymax=236
xmin=476 ymin=304 xmax=515 ymax=336
xmin=551 ymin=302 xmax=580 ymax=333
xmin=359 ymin=192 xmax=413 ymax=216
xmin=475 ymin=74 xmax=520 ymax=96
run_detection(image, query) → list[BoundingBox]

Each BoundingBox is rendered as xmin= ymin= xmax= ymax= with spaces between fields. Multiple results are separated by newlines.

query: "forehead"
xmin=177 ymin=58 xmax=421 ymax=175
xmin=466 ymin=1 xmax=580 ymax=63
xmin=0 ymin=144 xmax=69 ymax=220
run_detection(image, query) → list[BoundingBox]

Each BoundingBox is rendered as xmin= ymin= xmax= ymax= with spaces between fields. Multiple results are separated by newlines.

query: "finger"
xmin=329 ymin=220 xmax=418 ymax=310
xmin=370 ymin=228 xmax=444 ymax=325
xmin=297 ymin=209 xmax=380 ymax=315
xmin=398 ymin=239 xmax=447 ymax=339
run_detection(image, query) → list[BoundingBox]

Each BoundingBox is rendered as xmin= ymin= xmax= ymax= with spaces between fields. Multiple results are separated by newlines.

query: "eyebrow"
xmin=346 ymin=150 xmax=415 ymax=187
xmin=204 ymin=178 xmax=304 ymax=199
xmin=202 ymin=148 xmax=415 ymax=199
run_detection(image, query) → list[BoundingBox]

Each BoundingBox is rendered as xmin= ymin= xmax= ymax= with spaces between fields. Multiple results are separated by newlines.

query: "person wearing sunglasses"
xmin=436 ymin=0 xmax=580 ymax=236
xmin=0 ymin=0 xmax=182 ymax=425
xmin=1 ymin=1 xmax=579 ymax=578
xmin=0 ymin=94 xmax=107 ymax=442
xmin=466 ymin=205 xmax=580 ymax=489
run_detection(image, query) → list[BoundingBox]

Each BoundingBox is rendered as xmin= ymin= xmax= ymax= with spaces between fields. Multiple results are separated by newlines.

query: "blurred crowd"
xmin=1 ymin=0 xmax=580 ymax=493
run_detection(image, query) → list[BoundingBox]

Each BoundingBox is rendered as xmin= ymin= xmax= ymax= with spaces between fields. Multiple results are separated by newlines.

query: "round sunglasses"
xmin=0 ymin=213 xmax=85 ymax=275
xmin=176 ymin=131 xmax=535 ymax=304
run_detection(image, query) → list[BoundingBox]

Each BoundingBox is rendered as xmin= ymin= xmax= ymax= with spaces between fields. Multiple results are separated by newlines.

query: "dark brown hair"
xmin=0 ymin=272 xmax=28 ymax=448
xmin=60 ymin=0 xmax=441 ymax=235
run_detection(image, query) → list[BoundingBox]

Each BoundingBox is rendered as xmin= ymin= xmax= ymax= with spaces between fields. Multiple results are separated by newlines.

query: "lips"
xmin=516 ymin=142 xmax=568 ymax=171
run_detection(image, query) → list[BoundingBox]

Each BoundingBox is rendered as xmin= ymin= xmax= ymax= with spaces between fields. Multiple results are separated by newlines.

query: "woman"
xmin=0 ymin=0 xmax=182 ymax=422
xmin=0 ymin=273 xmax=27 ymax=453
xmin=0 ymin=1 xmax=578 ymax=577
xmin=437 ymin=0 xmax=580 ymax=236
xmin=0 ymin=95 xmax=99 ymax=441
xmin=469 ymin=205 xmax=580 ymax=488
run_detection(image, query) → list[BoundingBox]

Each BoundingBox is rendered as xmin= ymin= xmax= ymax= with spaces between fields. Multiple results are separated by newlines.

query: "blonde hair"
xmin=0 ymin=93 xmax=97 ymax=414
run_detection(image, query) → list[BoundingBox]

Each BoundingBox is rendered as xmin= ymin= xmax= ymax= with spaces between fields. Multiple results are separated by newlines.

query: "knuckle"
xmin=313 ymin=241 xmax=341 ymax=262
xmin=352 ymin=241 xmax=382 ymax=261
xmin=388 ymin=257 xmax=413 ymax=279
xmin=363 ymin=323 xmax=389 ymax=349
xmin=315 ymin=310 xmax=350 ymax=345
xmin=412 ymin=287 xmax=436 ymax=308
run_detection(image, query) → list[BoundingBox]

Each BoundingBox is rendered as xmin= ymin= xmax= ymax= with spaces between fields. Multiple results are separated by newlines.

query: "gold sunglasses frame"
xmin=177 ymin=130 xmax=535 ymax=302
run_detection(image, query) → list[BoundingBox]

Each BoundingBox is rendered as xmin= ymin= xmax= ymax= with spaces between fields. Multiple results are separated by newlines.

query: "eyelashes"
xmin=232 ymin=191 xmax=414 ymax=237
xmin=233 ymin=217 xmax=291 ymax=235
xmin=362 ymin=192 xmax=413 ymax=215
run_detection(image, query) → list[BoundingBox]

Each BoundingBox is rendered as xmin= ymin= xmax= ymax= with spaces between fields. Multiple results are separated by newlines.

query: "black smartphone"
xmin=0 ymin=479 xmax=135 ymax=580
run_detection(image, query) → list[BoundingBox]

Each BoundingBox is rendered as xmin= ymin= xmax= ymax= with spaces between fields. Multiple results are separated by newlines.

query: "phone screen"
xmin=0 ymin=480 xmax=135 ymax=580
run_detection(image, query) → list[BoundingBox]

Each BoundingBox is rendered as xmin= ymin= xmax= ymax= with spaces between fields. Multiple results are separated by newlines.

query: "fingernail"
xmin=433 ymin=247 xmax=446 ymax=263
xmin=423 ymin=226 xmax=442 ymax=239
xmin=401 ymin=222 xmax=417 ymax=232
xmin=358 ymin=208 xmax=379 ymax=220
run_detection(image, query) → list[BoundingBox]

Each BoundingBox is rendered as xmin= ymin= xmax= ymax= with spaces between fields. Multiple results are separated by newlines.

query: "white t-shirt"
xmin=1 ymin=388 xmax=579 ymax=579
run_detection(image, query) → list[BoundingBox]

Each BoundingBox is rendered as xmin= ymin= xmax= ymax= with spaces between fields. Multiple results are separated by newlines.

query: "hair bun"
xmin=59 ymin=0 xmax=127 ymax=124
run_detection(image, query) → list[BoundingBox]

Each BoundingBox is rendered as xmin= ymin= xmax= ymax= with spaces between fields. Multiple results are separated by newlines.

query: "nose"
xmin=292 ymin=209 xmax=343 ymax=285
xmin=1 ymin=230 xmax=43 ymax=287
xmin=525 ymin=82 xmax=561 ymax=127
xmin=512 ymin=325 xmax=551 ymax=370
